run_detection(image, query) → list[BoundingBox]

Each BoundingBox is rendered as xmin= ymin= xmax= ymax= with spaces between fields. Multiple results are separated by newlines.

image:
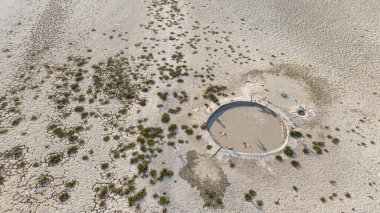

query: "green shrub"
xmin=248 ymin=190 xmax=256 ymax=197
xmin=158 ymin=196 xmax=170 ymax=205
xmin=2 ymin=146 xmax=23 ymax=159
xmin=302 ymin=148 xmax=310 ymax=154
xmin=149 ymin=169 xmax=157 ymax=178
xmin=103 ymin=136 xmax=110 ymax=142
xmin=67 ymin=145 xmax=78 ymax=156
xmin=320 ymin=197 xmax=326 ymax=203
xmin=312 ymin=141 xmax=325 ymax=147
xmin=158 ymin=168 xmax=173 ymax=181
xmin=332 ymin=138 xmax=340 ymax=145
xmin=97 ymin=186 xmax=109 ymax=199
xmin=137 ymin=98 xmax=147 ymax=106
xmin=157 ymin=92 xmax=168 ymax=101
xmin=313 ymin=145 xmax=323 ymax=154
xmin=291 ymin=160 xmax=300 ymax=168
xmin=161 ymin=113 xmax=170 ymax=123
xmin=185 ymin=129 xmax=193 ymax=135
xmin=168 ymin=107 xmax=181 ymax=114
xmin=312 ymin=141 xmax=325 ymax=154
xmin=0 ymin=175 xmax=4 ymax=185
xmin=137 ymin=161 xmax=149 ymax=174
xmin=38 ymin=175 xmax=51 ymax=186
xmin=99 ymin=200 xmax=106 ymax=207
xmin=74 ymin=106 xmax=84 ymax=112
xmin=17 ymin=161 xmax=27 ymax=169
xmin=52 ymin=127 xmax=66 ymax=138
xmin=65 ymin=180 xmax=77 ymax=189
xmin=168 ymin=124 xmax=177 ymax=132
xmin=344 ymin=192 xmax=351 ymax=198
xmin=256 ymin=199 xmax=263 ymax=206
xmin=283 ymin=146 xmax=294 ymax=157
xmin=78 ymin=94 xmax=85 ymax=102
xmin=74 ymin=125 xmax=84 ymax=132
xmin=244 ymin=189 xmax=256 ymax=201
xmin=245 ymin=193 xmax=252 ymax=201
xmin=229 ymin=161 xmax=235 ymax=168
xmin=100 ymin=163 xmax=109 ymax=170
xmin=11 ymin=117 xmax=22 ymax=126
xmin=200 ymin=123 xmax=207 ymax=130
xmin=173 ymin=91 xmax=189 ymax=104
xmin=58 ymin=191 xmax=70 ymax=202
xmin=81 ymin=112 xmax=89 ymax=119
xmin=128 ymin=188 xmax=146 ymax=206
xmin=139 ymin=126 xmax=163 ymax=139
xmin=213 ymin=196 xmax=221 ymax=205
xmin=290 ymin=131 xmax=303 ymax=138
xmin=0 ymin=128 xmax=9 ymax=135
xmin=203 ymin=85 xmax=227 ymax=105
xmin=48 ymin=153 xmax=62 ymax=165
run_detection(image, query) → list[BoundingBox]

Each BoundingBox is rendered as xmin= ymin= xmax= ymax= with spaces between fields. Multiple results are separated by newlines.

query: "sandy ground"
xmin=0 ymin=0 xmax=380 ymax=212
xmin=208 ymin=103 xmax=284 ymax=153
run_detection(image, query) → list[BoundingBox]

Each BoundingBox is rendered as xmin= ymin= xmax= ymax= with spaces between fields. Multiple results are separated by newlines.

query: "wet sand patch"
xmin=207 ymin=101 xmax=286 ymax=154
xmin=179 ymin=150 xmax=230 ymax=208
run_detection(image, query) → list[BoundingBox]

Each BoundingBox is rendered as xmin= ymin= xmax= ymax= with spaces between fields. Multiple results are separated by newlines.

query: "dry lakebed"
xmin=0 ymin=0 xmax=379 ymax=212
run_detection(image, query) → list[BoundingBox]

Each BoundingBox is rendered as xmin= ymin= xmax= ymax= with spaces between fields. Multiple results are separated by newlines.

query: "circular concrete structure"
xmin=207 ymin=101 xmax=287 ymax=154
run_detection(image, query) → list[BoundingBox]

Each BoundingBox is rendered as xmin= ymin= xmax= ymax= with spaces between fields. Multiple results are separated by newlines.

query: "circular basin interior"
xmin=207 ymin=101 xmax=286 ymax=154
